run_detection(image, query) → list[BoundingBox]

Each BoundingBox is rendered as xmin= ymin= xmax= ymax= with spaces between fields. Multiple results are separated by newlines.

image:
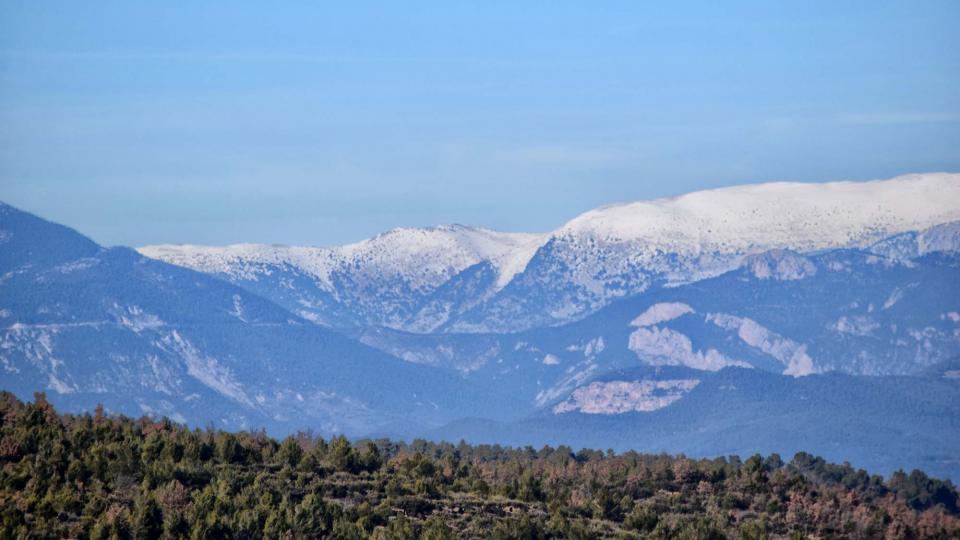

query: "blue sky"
xmin=1 ymin=2 xmax=958 ymax=247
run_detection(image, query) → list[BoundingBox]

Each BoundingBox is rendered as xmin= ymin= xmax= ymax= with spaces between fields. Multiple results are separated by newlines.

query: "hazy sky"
xmin=1 ymin=2 xmax=958 ymax=247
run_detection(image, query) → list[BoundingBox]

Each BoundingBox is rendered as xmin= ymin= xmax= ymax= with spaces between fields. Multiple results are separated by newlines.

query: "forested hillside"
xmin=1 ymin=393 xmax=958 ymax=539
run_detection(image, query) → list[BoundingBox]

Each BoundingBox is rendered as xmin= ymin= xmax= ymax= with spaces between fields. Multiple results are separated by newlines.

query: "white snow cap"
xmin=140 ymin=172 xmax=960 ymax=290
xmin=555 ymin=173 xmax=960 ymax=252
xmin=140 ymin=225 xmax=546 ymax=291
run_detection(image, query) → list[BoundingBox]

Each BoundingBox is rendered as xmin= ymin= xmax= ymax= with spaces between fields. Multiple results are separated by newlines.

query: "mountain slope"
xmin=140 ymin=225 xmax=544 ymax=331
xmin=447 ymin=172 xmax=960 ymax=331
xmin=431 ymin=366 xmax=960 ymax=481
xmin=359 ymin=247 xmax=960 ymax=411
xmin=0 ymin=203 xmax=519 ymax=436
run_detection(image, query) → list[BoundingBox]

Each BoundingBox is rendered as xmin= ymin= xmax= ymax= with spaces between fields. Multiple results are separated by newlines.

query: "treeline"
xmin=1 ymin=392 xmax=958 ymax=539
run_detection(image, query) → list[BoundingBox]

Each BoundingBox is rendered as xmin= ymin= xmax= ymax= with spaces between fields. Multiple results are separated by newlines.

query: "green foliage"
xmin=625 ymin=504 xmax=659 ymax=533
xmin=889 ymin=468 xmax=960 ymax=513
xmin=0 ymin=392 xmax=958 ymax=538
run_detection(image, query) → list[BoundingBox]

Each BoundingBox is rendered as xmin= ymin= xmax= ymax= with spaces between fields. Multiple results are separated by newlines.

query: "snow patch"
xmin=490 ymin=234 xmax=550 ymax=289
xmin=47 ymin=373 xmax=75 ymax=394
xmin=158 ymin=330 xmax=253 ymax=407
xmin=230 ymin=294 xmax=247 ymax=322
xmin=2 ymin=325 xmax=76 ymax=392
xmin=708 ymin=314 xmax=816 ymax=376
xmin=542 ymin=354 xmax=561 ymax=366
xmin=627 ymin=326 xmax=750 ymax=371
xmin=584 ymin=336 xmax=605 ymax=357
xmin=882 ymin=284 xmax=917 ymax=310
xmin=630 ymin=302 xmax=695 ymax=327
xmin=831 ymin=316 xmax=880 ymax=337
xmin=535 ymin=361 xmax=598 ymax=407
xmin=553 ymin=379 xmax=700 ymax=414
xmin=113 ymin=305 xmax=165 ymax=333
xmin=563 ymin=337 xmax=606 ymax=358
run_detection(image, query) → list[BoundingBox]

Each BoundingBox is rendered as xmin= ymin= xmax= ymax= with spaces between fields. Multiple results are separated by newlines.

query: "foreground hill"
xmin=0 ymin=203 xmax=518 ymax=436
xmin=1 ymin=393 xmax=957 ymax=539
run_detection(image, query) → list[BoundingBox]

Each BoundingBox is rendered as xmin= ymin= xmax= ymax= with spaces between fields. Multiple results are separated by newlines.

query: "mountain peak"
xmin=556 ymin=173 xmax=960 ymax=250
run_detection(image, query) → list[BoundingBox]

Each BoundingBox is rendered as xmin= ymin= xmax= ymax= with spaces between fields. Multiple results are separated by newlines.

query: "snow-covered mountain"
xmin=413 ymin=246 xmax=960 ymax=478
xmin=140 ymin=173 xmax=960 ymax=333
xmin=359 ymin=246 xmax=960 ymax=407
xmin=140 ymin=225 xmax=545 ymax=331
xmin=445 ymin=172 xmax=960 ymax=331
xmin=0 ymin=203 xmax=520 ymax=436
xmin=4 ymin=182 xmax=960 ymax=478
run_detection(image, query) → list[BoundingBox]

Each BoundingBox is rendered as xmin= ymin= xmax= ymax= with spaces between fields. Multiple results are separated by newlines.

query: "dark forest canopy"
xmin=1 ymin=392 xmax=957 ymax=539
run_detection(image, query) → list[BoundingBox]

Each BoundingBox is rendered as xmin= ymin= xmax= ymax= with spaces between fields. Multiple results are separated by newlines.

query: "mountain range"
xmin=140 ymin=172 xmax=960 ymax=333
xmin=0 ymin=202 xmax=520 ymax=435
xmin=3 ymin=172 xmax=960 ymax=479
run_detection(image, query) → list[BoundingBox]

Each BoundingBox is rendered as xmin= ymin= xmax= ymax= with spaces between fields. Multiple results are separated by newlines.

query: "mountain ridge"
xmin=0 ymin=203 xmax=523 ymax=436
xmin=140 ymin=173 xmax=960 ymax=332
